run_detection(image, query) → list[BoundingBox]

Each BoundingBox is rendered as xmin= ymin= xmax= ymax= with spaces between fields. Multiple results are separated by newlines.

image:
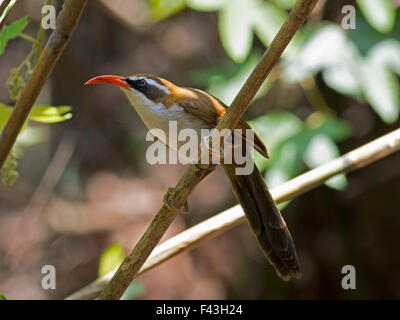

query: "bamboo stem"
xmin=0 ymin=0 xmax=13 ymax=31
xmin=0 ymin=0 xmax=12 ymax=18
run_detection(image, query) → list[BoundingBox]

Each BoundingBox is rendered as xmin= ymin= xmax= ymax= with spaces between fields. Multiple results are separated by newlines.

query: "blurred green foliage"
xmin=191 ymin=51 xmax=271 ymax=105
xmin=356 ymin=0 xmax=396 ymax=33
xmin=98 ymin=242 xmax=145 ymax=300
xmin=187 ymin=0 xmax=301 ymax=62
xmin=283 ymin=24 xmax=400 ymax=124
xmin=120 ymin=282 xmax=145 ymax=300
xmin=148 ymin=0 xmax=186 ymax=21
xmin=28 ymin=105 xmax=73 ymax=123
xmin=146 ymin=0 xmax=400 ymax=192
xmin=0 ymin=104 xmax=72 ymax=186
xmin=249 ymin=112 xmax=351 ymax=190
xmin=0 ymin=15 xmax=73 ymax=186
xmin=0 ymin=16 xmax=28 ymax=55
xmin=98 ymin=242 xmax=125 ymax=278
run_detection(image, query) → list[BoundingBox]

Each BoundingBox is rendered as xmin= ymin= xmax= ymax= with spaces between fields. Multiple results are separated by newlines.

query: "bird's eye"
xmin=138 ymin=79 xmax=147 ymax=87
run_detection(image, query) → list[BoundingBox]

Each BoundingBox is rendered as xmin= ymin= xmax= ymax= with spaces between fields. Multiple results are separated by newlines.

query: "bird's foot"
xmin=163 ymin=187 xmax=189 ymax=214
xmin=194 ymin=162 xmax=217 ymax=172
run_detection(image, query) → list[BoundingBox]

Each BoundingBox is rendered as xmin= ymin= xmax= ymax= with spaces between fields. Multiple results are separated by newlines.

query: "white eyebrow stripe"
xmin=145 ymin=78 xmax=170 ymax=94
xmin=127 ymin=76 xmax=171 ymax=94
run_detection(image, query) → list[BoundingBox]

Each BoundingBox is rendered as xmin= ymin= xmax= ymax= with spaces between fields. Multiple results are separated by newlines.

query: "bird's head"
xmin=85 ymin=74 xmax=175 ymax=107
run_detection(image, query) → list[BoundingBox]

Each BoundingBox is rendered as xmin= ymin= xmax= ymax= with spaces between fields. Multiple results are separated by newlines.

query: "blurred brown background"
xmin=0 ymin=0 xmax=399 ymax=299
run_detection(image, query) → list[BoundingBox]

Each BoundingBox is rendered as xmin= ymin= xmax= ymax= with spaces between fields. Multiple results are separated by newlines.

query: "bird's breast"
xmin=128 ymin=96 xmax=211 ymax=152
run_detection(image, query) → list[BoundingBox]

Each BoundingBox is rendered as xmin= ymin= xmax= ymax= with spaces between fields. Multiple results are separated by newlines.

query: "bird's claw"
xmin=163 ymin=187 xmax=189 ymax=214
xmin=194 ymin=162 xmax=217 ymax=172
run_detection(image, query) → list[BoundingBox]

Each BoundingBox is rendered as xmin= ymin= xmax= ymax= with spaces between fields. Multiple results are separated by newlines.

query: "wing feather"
xmin=173 ymin=87 xmax=268 ymax=158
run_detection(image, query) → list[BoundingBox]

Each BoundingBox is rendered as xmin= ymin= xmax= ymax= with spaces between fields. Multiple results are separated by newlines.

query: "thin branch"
xmin=24 ymin=132 xmax=78 ymax=214
xmin=96 ymin=0 xmax=319 ymax=300
xmin=0 ymin=0 xmax=15 ymax=31
xmin=34 ymin=0 xmax=52 ymax=65
xmin=67 ymin=127 xmax=400 ymax=300
xmin=300 ymin=76 xmax=335 ymax=116
xmin=0 ymin=0 xmax=88 ymax=169
xmin=0 ymin=0 xmax=12 ymax=17
xmin=18 ymin=32 xmax=39 ymax=44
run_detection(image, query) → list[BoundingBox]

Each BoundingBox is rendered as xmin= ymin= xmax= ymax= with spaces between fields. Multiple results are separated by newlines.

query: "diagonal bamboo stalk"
xmin=0 ymin=0 xmax=88 ymax=169
xmin=66 ymin=127 xmax=400 ymax=300
xmin=0 ymin=0 xmax=18 ymax=32
xmin=96 ymin=0 xmax=319 ymax=300
xmin=0 ymin=0 xmax=12 ymax=19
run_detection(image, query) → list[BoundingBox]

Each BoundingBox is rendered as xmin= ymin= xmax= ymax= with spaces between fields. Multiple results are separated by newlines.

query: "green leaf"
xmin=311 ymin=117 xmax=351 ymax=142
xmin=254 ymin=2 xmax=304 ymax=57
xmin=218 ymin=0 xmax=254 ymax=63
xmin=120 ymin=282 xmax=145 ymax=300
xmin=0 ymin=104 xmax=70 ymax=134
xmin=253 ymin=115 xmax=350 ymax=193
xmin=303 ymin=134 xmax=347 ymax=190
xmin=249 ymin=112 xmax=304 ymax=153
xmin=359 ymin=41 xmax=400 ymax=124
xmin=98 ymin=242 xmax=125 ymax=278
xmin=191 ymin=51 xmax=270 ymax=105
xmin=357 ymin=0 xmax=396 ymax=34
xmin=28 ymin=105 xmax=72 ymax=123
xmin=283 ymin=24 xmax=349 ymax=83
xmin=272 ymin=0 xmax=296 ymax=9
xmin=0 ymin=104 xmax=12 ymax=131
xmin=357 ymin=40 xmax=400 ymax=123
xmin=253 ymin=3 xmax=293 ymax=54
xmin=0 ymin=293 xmax=7 ymax=300
xmin=186 ymin=0 xmax=225 ymax=11
xmin=0 ymin=16 xmax=28 ymax=55
xmin=348 ymin=14 xmax=400 ymax=55
xmin=249 ymin=111 xmax=304 ymax=172
xmin=149 ymin=0 xmax=186 ymax=21
xmin=360 ymin=61 xmax=399 ymax=123
xmin=321 ymin=41 xmax=363 ymax=96
xmin=283 ymin=23 xmax=400 ymax=123
xmin=265 ymin=141 xmax=299 ymax=188
xmin=367 ymin=40 xmax=400 ymax=75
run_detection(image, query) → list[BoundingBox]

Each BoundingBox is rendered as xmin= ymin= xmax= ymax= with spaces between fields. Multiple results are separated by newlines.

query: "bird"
xmin=85 ymin=74 xmax=301 ymax=281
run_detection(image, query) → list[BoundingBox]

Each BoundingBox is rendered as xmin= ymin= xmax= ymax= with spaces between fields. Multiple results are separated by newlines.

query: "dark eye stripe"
xmin=125 ymin=77 xmax=164 ymax=100
xmin=125 ymin=77 xmax=135 ymax=87
xmin=125 ymin=78 xmax=147 ymax=89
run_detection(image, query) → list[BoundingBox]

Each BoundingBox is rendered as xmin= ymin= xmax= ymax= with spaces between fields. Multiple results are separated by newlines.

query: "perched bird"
xmin=85 ymin=74 xmax=301 ymax=281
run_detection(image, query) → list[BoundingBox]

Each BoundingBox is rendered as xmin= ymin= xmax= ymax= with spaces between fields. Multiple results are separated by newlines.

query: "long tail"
xmin=222 ymin=163 xmax=301 ymax=281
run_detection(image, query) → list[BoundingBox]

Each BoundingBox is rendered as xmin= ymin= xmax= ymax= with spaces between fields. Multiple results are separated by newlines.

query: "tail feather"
xmin=223 ymin=163 xmax=301 ymax=281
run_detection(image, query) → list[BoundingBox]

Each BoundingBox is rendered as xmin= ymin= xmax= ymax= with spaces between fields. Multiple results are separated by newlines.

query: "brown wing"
xmin=170 ymin=87 xmax=268 ymax=158
xmin=236 ymin=120 xmax=269 ymax=158
xmin=180 ymin=90 xmax=224 ymax=126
